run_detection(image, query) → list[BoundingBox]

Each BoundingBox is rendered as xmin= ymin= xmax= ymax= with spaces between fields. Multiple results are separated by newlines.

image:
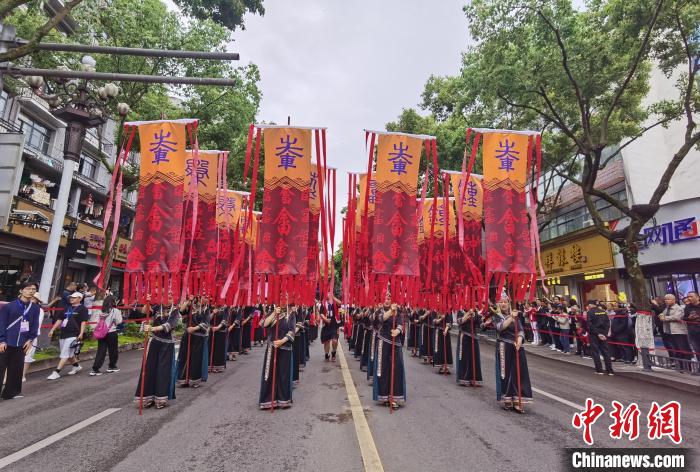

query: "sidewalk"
xmin=451 ymin=331 xmax=700 ymax=395
xmin=27 ymin=340 xmax=145 ymax=374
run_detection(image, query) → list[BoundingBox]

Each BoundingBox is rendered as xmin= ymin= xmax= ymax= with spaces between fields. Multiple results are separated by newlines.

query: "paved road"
xmin=1 ymin=336 xmax=696 ymax=472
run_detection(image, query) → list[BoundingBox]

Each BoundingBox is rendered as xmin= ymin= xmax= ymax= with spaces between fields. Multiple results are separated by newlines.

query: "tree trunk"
xmin=618 ymin=239 xmax=651 ymax=311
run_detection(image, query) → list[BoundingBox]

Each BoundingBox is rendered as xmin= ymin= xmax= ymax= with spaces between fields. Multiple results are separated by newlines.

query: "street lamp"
xmin=31 ymin=55 xmax=130 ymax=301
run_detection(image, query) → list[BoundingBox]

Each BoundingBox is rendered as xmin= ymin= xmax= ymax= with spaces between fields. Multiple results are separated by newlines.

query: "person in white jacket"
xmin=90 ymin=295 xmax=123 ymax=376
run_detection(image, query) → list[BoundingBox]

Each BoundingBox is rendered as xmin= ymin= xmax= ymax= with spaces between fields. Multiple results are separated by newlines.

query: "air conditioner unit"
xmin=582 ymin=219 xmax=594 ymax=228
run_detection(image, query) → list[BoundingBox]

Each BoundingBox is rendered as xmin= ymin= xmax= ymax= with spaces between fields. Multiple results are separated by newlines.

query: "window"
xmin=19 ymin=117 xmax=52 ymax=154
xmin=79 ymin=154 xmax=98 ymax=180
xmin=0 ymin=90 xmax=8 ymax=117
xmin=539 ymin=189 xmax=628 ymax=241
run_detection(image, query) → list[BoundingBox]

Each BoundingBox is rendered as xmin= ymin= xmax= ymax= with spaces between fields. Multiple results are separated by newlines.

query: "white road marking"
xmin=532 ymin=387 xmax=584 ymax=410
xmin=0 ymin=408 xmax=121 ymax=469
xmin=337 ymin=344 xmax=384 ymax=472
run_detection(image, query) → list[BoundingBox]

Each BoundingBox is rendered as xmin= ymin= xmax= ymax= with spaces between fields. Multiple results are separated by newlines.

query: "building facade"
xmin=0 ymin=87 xmax=136 ymax=300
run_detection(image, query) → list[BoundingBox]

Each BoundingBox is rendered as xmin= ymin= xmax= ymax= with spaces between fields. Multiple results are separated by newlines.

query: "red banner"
xmin=257 ymin=127 xmax=312 ymax=276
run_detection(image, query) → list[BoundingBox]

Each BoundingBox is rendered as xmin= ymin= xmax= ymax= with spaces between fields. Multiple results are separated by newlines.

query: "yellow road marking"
xmin=337 ymin=343 xmax=384 ymax=472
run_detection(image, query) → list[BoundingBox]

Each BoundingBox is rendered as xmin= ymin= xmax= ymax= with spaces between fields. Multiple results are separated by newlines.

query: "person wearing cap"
xmin=47 ymin=291 xmax=89 ymax=380
xmin=22 ymin=292 xmax=46 ymax=383
xmin=0 ymin=280 xmax=41 ymax=399
xmin=586 ymin=299 xmax=614 ymax=375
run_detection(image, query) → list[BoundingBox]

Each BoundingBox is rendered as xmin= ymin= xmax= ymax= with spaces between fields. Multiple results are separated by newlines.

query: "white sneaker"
xmin=22 ymin=377 xmax=26 ymax=383
xmin=68 ymin=365 xmax=82 ymax=375
xmin=47 ymin=371 xmax=61 ymax=380
xmin=106 ymin=368 xmax=120 ymax=373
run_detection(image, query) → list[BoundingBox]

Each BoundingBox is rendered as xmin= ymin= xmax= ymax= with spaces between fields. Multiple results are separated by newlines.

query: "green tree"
xmin=396 ymin=0 xmax=699 ymax=308
xmin=0 ymin=0 xmax=264 ymax=63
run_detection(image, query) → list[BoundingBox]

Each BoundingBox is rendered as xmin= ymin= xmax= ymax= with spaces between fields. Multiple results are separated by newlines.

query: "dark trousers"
xmin=589 ymin=335 xmax=613 ymax=373
xmin=688 ymin=332 xmax=700 ymax=361
xmin=92 ymin=332 xmax=119 ymax=371
xmin=0 ymin=346 xmax=25 ymax=399
xmin=669 ymin=334 xmax=691 ymax=361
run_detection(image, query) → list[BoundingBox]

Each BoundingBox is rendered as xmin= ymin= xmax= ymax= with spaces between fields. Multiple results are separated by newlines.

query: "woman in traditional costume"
xmin=226 ymin=306 xmax=241 ymax=361
xmin=456 ymin=308 xmax=483 ymax=386
xmin=493 ymin=296 xmax=533 ymax=413
xmin=372 ymin=295 xmax=405 ymax=409
xmin=176 ymin=296 xmax=211 ymax=388
xmin=432 ymin=311 xmax=453 ymax=374
xmin=258 ymin=305 xmax=296 ymax=410
xmin=208 ymin=305 xmax=229 ymax=373
xmin=135 ymin=295 xmax=185 ymax=409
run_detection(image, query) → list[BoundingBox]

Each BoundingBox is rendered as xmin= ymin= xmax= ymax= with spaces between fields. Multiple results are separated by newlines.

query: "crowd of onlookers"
xmin=515 ymin=292 xmax=700 ymax=374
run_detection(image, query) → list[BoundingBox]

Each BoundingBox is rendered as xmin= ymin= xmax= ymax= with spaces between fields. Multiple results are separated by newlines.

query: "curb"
xmin=448 ymin=331 xmax=699 ymax=395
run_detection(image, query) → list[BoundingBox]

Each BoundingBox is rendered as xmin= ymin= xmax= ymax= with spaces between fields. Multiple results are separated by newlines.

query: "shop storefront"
xmin=539 ymin=230 xmax=617 ymax=304
xmin=632 ymin=197 xmax=700 ymax=300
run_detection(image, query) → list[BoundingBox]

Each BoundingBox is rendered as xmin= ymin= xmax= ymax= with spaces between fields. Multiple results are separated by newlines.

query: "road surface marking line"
xmin=0 ymin=408 xmax=121 ymax=470
xmin=532 ymin=387 xmax=584 ymax=410
xmin=337 ymin=344 xmax=384 ymax=472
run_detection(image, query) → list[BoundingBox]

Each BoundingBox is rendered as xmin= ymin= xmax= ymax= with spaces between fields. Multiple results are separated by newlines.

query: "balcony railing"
xmin=23 ymin=141 xmax=64 ymax=172
xmin=0 ymin=117 xmax=22 ymax=134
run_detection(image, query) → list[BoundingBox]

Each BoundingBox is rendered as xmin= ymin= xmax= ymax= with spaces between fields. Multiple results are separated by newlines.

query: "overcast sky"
xmin=232 ymin=0 xmax=471 ymax=248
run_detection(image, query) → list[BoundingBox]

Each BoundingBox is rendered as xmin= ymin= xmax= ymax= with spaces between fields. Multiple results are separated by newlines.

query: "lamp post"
xmin=30 ymin=55 xmax=129 ymax=302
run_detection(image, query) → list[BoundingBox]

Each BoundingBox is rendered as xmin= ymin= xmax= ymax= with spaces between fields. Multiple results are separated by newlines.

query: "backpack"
xmin=93 ymin=315 xmax=109 ymax=339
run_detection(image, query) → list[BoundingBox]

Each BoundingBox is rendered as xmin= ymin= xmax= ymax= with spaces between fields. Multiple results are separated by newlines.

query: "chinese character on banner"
xmin=572 ymin=398 xmax=606 ymax=445
xmin=310 ymin=171 xmax=318 ymax=200
xmin=494 ymin=138 xmax=520 ymax=172
xmin=556 ymin=247 xmax=568 ymax=267
xmin=185 ymin=158 xmax=210 ymax=186
xmin=609 ymin=401 xmax=641 ymax=441
xmin=275 ymin=134 xmax=304 ymax=170
xmin=388 ymin=142 xmax=413 ymax=175
xmin=466 ymin=180 xmax=478 ymax=207
xmin=149 ymin=130 xmax=177 ymax=164
xmin=647 ymin=401 xmax=682 ymax=444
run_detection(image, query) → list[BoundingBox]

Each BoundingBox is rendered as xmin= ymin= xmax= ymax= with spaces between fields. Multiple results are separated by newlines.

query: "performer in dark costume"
xmin=493 ymin=296 xmax=533 ymax=413
xmin=259 ymin=305 xmax=296 ymax=410
xmin=354 ymin=309 xmax=367 ymax=360
xmin=208 ymin=305 xmax=229 ymax=373
xmin=348 ymin=307 xmax=359 ymax=350
xmin=433 ymin=311 xmax=453 ymax=374
xmin=135 ymin=295 xmax=185 ymax=409
xmin=366 ymin=308 xmax=380 ymax=384
xmin=292 ymin=307 xmax=306 ymax=385
xmin=373 ymin=294 xmax=405 ymax=409
xmin=176 ymin=296 xmax=211 ymax=388
xmin=360 ymin=308 xmax=373 ymax=371
xmin=456 ymin=308 xmax=483 ymax=386
xmin=253 ymin=304 xmax=265 ymax=345
xmin=227 ymin=306 xmax=241 ymax=361
xmin=406 ymin=308 xmax=420 ymax=357
xmin=319 ymin=294 xmax=342 ymax=361
xmin=240 ymin=306 xmax=253 ymax=354
xmin=419 ymin=310 xmax=434 ymax=364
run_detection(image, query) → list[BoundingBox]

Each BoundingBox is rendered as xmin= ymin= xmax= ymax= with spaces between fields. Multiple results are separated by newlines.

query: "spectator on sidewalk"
xmin=633 ymin=303 xmax=655 ymax=372
xmin=0 ymin=280 xmax=41 ymax=399
xmin=526 ymin=302 xmax=540 ymax=345
xmin=682 ymin=291 xmax=700 ymax=366
xmin=610 ymin=302 xmax=633 ymax=364
xmin=650 ymin=297 xmax=672 ymax=352
xmin=90 ymin=295 xmax=122 ymax=376
xmin=658 ymin=294 xmax=691 ymax=372
xmin=586 ymin=300 xmax=614 ymax=376
xmin=549 ymin=297 xmax=564 ymax=352
xmin=571 ymin=306 xmax=589 ymax=357
xmin=47 ymin=292 xmax=89 ymax=380
xmin=535 ymin=299 xmax=550 ymax=346
xmin=553 ymin=309 xmax=571 ymax=353
xmin=22 ymin=292 xmax=46 ymax=382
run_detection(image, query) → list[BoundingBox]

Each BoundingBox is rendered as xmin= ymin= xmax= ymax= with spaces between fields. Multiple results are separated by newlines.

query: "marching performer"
xmin=456 ymin=308 xmax=483 ymax=386
xmin=493 ymin=296 xmax=533 ymax=413
xmin=208 ymin=305 xmax=229 ymax=373
xmin=433 ymin=311 xmax=453 ymax=374
xmin=135 ymin=295 xmax=186 ymax=409
xmin=176 ymin=296 xmax=211 ymax=388
xmin=372 ymin=294 xmax=405 ymax=409
xmin=319 ymin=294 xmax=342 ymax=362
xmin=259 ymin=304 xmax=296 ymax=410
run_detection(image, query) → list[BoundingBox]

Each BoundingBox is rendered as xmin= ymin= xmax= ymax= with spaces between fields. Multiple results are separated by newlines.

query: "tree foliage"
xmin=172 ymin=0 xmax=264 ymax=31
xmin=388 ymin=0 xmax=700 ymax=305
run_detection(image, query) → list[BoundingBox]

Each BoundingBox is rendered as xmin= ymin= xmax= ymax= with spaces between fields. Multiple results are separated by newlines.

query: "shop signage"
xmin=640 ymin=216 xmax=699 ymax=247
xmin=584 ymin=271 xmax=606 ymax=281
xmin=539 ymin=234 xmax=614 ymax=277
